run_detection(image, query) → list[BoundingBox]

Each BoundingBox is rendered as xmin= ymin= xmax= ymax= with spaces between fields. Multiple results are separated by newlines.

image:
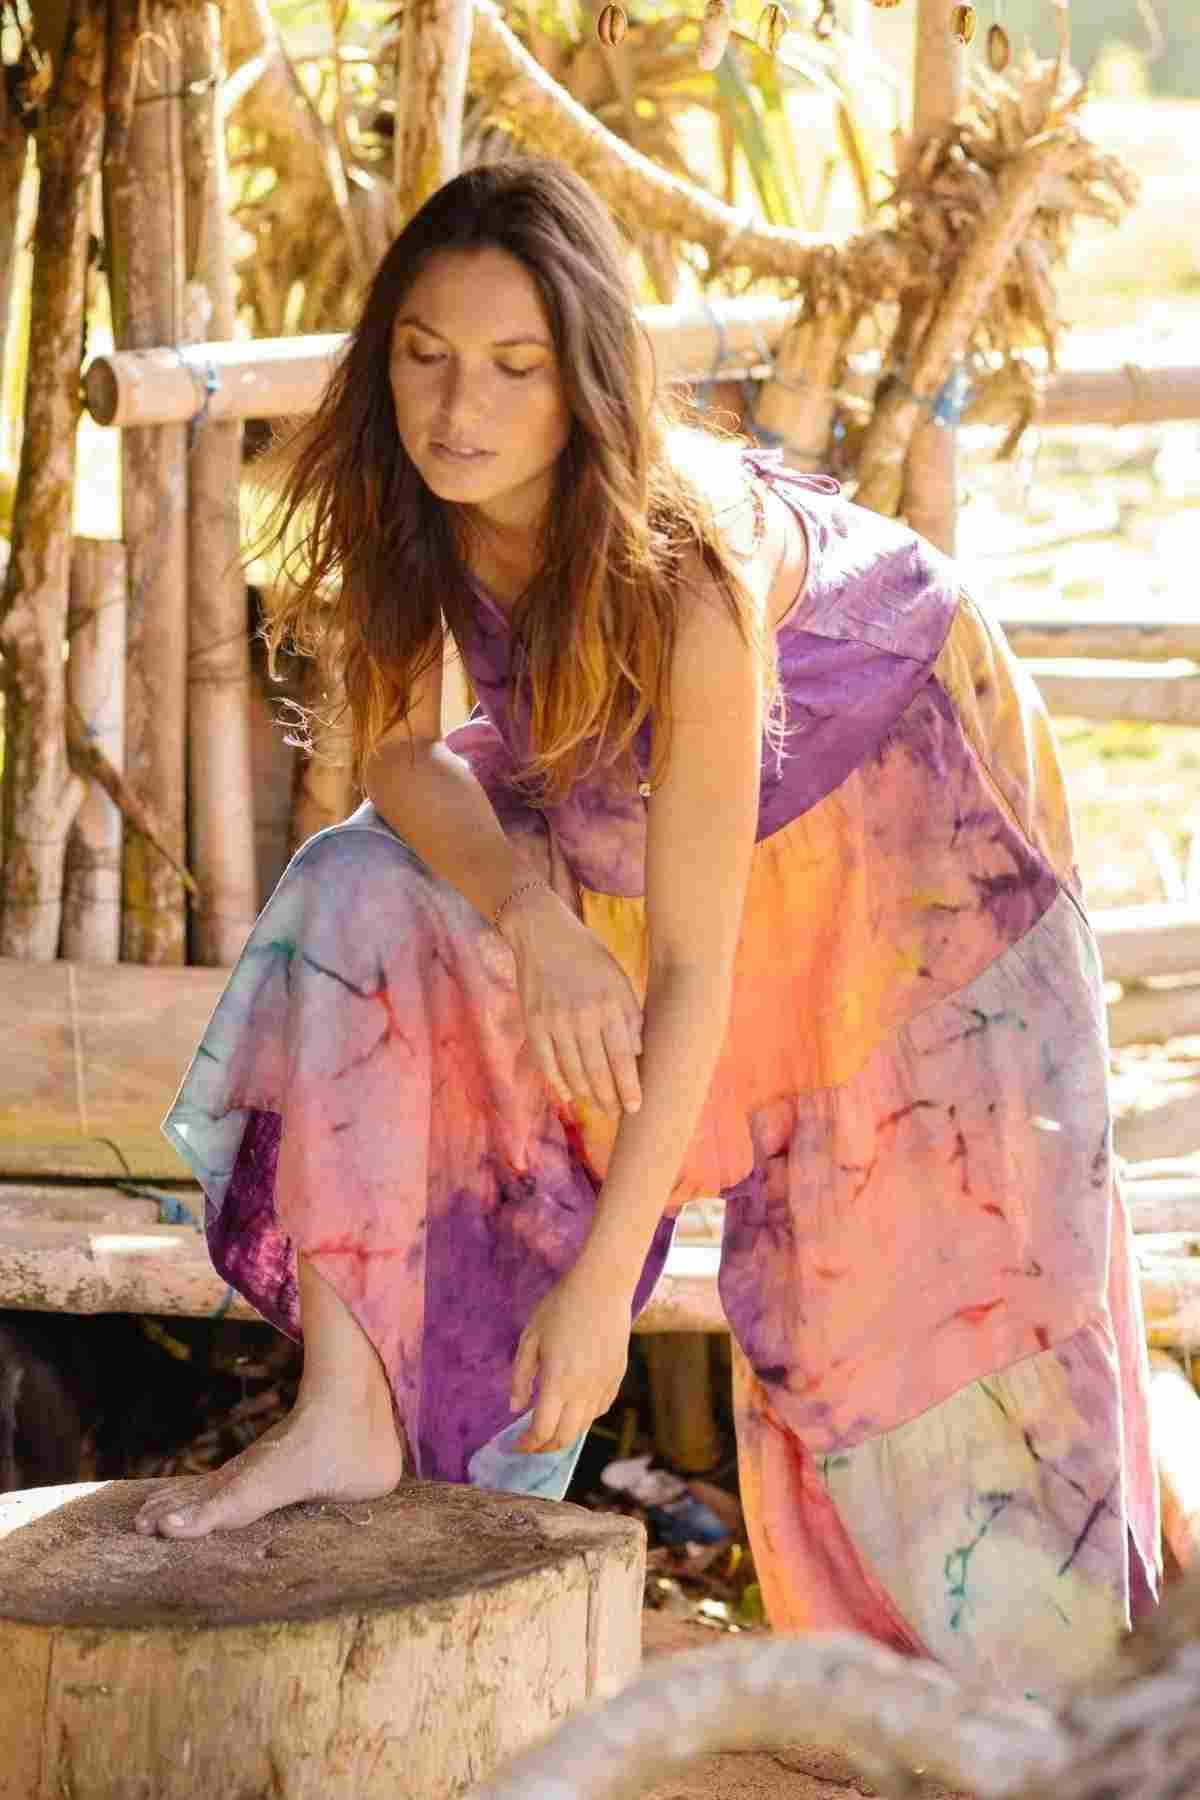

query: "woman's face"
xmin=390 ymin=245 xmax=573 ymax=543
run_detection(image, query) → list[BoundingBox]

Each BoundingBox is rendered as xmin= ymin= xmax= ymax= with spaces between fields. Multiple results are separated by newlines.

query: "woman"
xmin=136 ymin=158 xmax=1158 ymax=1689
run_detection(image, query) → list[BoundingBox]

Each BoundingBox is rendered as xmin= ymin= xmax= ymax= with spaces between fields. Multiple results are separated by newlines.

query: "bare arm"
xmin=574 ymin=486 xmax=802 ymax=1292
xmin=361 ymin=630 xmax=532 ymax=923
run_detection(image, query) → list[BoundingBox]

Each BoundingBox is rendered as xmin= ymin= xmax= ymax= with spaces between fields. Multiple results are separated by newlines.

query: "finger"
xmin=544 ymin=1400 xmax=592 ymax=1454
xmin=602 ymin=1014 xmax=642 ymax=1114
xmin=520 ymin=1386 xmax=567 ymax=1453
xmin=510 ymin=1330 xmax=539 ymax=1412
xmin=553 ymin=1029 xmax=595 ymax=1111
xmin=527 ymin=1026 xmax=573 ymax=1108
xmin=577 ymin=1023 xmax=621 ymax=1114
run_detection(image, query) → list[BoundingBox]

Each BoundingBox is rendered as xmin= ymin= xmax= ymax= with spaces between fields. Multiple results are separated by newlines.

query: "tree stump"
xmin=0 ymin=1478 xmax=644 ymax=1799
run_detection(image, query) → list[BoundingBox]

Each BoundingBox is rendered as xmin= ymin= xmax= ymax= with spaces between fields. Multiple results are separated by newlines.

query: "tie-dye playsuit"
xmin=164 ymin=447 xmax=1159 ymax=1689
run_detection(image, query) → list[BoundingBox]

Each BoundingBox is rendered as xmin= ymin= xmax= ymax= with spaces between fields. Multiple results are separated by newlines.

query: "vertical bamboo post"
xmin=0 ymin=103 xmax=31 ymax=436
xmin=646 ymin=1333 xmax=721 ymax=1476
xmin=393 ymin=0 xmax=475 ymax=736
xmin=903 ymin=0 xmax=964 ymax=554
xmin=0 ymin=0 xmax=106 ymax=960
xmin=180 ymin=2 xmax=258 ymax=965
xmin=103 ymin=3 xmax=189 ymax=964
xmin=62 ymin=538 xmax=127 ymax=961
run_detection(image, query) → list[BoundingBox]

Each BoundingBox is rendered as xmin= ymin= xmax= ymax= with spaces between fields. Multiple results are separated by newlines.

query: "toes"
xmin=134 ymin=1484 xmax=209 ymax=1537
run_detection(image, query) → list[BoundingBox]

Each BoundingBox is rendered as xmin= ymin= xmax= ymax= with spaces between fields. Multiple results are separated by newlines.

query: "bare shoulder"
xmin=673 ymin=443 xmax=807 ymax=634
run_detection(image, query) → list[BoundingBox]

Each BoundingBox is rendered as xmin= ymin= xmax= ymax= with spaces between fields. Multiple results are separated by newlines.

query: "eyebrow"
xmin=395 ymin=314 xmax=552 ymax=350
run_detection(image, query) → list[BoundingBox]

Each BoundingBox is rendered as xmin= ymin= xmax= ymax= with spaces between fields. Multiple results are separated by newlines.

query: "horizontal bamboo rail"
xmin=1 ymin=1194 xmax=1197 ymax=1333
xmin=82 ymin=323 xmax=1200 ymax=435
xmin=1093 ymin=904 xmax=1200 ymax=985
xmin=1109 ymin=982 xmax=1200 ymax=1049
xmin=1030 ymin=661 xmax=1200 ymax=726
xmin=1005 ymin=622 xmax=1200 ymax=663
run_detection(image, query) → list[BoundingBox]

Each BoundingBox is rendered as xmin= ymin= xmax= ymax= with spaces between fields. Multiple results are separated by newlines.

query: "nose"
xmin=433 ymin=359 xmax=486 ymax=437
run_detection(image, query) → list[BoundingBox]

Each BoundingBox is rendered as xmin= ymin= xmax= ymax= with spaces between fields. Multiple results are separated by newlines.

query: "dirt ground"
xmin=637 ymin=1612 xmax=967 ymax=1800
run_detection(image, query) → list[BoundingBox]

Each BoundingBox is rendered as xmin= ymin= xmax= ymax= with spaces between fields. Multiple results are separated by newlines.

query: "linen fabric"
xmin=163 ymin=446 xmax=1158 ymax=1686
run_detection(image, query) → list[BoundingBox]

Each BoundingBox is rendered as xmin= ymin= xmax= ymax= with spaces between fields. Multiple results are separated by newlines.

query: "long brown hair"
xmin=255 ymin=156 xmax=780 ymax=801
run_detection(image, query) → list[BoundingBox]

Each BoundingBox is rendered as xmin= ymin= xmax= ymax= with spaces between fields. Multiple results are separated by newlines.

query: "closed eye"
xmin=406 ymin=349 xmax=537 ymax=380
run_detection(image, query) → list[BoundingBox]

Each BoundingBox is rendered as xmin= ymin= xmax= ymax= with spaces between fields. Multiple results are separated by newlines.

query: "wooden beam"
xmin=0 ymin=1219 xmax=255 ymax=1318
xmin=1095 ymin=905 xmax=1200 ymax=985
xmin=1003 ymin=621 xmax=1200 ymax=662
xmin=1031 ymin=661 xmax=1200 ymax=726
xmin=82 ymin=301 xmax=792 ymax=428
xmin=103 ymin=3 xmax=189 ymax=965
xmin=0 ymin=957 xmax=227 ymax=1179
xmin=900 ymin=0 xmax=965 ymax=556
xmin=1040 ymin=364 xmax=1200 ymax=430
xmin=61 ymin=539 xmax=127 ymax=961
xmin=0 ymin=1185 xmax=164 ymax=1228
xmin=1126 ymin=1180 xmax=1200 ymax=1237
xmin=1110 ymin=981 xmax=1200 ymax=1049
xmin=181 ymin=3 xmax=259 ymax=967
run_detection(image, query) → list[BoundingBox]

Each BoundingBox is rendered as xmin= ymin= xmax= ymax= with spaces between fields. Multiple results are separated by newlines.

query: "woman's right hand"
xmin=497 ymin=885 xmax=643 ymax=1115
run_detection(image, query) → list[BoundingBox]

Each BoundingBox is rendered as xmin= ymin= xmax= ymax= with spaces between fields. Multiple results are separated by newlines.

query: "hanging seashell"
xmin=596 ymin=2 xmax=628 ymax=45
xmin=812 ymin=0 xmax=835 ymax=41
xmin=697 ymin=0 xmax=733 ymax=70
xmin=986 ymin=21 xmax=1011 ymax=69
xmin=950 ymin=3 xmax=976 ymax=45
xmin=758 ymin=0 xmax=790 ymax=52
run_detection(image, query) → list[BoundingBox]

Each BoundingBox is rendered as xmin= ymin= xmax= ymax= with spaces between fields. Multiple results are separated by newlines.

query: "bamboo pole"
xmin=1109 ymin=983 xmax=1200 ymax=1050
xmin=1004 ymin=620 xmax=1200 ymax=662
xmin=0 ymin=1 xmax=106 ymax=960
xmin=61 ymin=539 xmax=127 ymax=961
xmin=1031 ymin=662 xmax=1200 ymax=726
xmin=467 ymin=0 xmax=863 ymax=288
xmin=1126 ymin=1180 xmax=1200 ymax=1237
xmin=858 ymin=134 xmax=1077 ymax=520
xmin=1093 ymin=905 xmax=1200 ymax=986
xmin=180 ymin=2 xmax=258 ymax=967
xmin=82 ymin=301 xmax=790 ymax=428
xmin=103 ymin=3 xmax=188 ymax=965
xmin=86 ymin=325 xmax=1200 ymax=438
xmin=0 ymin=110 xmax=31 ymax=434
xmin=392 ymin=0 xmax=474 ymax=218
xmin=645 ymin=1333 xmax=721 ymax=1475
xmin=392 ymin=0 xmax=475 ymax=734
xmin=900 ymin=0 xmax=965 ymax=554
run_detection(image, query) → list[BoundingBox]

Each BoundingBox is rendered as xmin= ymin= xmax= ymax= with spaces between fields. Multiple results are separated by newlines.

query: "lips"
xmin=433 ymin=441 xmax=490 ymax=457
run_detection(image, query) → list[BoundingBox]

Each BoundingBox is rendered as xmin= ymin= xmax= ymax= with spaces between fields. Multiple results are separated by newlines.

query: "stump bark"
xmin=0 ymin=1478 xmax=644 ymax=1798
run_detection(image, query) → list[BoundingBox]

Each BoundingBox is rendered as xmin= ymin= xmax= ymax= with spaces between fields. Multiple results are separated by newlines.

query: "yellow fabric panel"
xmin=933 ymin=590 xmax=1079 ymax=891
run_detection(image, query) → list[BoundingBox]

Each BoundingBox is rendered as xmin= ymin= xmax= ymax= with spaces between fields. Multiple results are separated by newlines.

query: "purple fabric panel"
xmin=758 ymin=632 xmax=935 ymax=837
xmin=450 ymin=445 xmax=966 ymax=895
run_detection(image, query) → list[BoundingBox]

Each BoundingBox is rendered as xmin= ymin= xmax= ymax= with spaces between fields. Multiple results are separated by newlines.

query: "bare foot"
xmin=132 ymin=1389 xmax=404 ymax=1540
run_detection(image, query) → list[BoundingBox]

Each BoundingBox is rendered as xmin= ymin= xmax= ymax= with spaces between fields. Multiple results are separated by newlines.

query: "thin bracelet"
xmin=492 ymin=878 xmax=551 ymax=932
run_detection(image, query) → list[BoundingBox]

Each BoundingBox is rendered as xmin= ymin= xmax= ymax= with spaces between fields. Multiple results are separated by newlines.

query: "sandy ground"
xmin=637 ymin=1612 xmax=968 ymax=1800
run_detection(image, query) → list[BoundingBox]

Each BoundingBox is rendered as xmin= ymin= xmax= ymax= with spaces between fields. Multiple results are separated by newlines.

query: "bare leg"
xmin=133 ymin=1257 xmax=404 ymax=1538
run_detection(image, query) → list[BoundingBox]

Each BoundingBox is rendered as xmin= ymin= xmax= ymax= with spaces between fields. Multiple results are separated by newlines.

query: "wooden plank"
xmin=0 ymin=1220 xmax=254 ymax=1318
xmin=1094 ymin=905 xmax=1200 ymax=984
xmin=1126 ymin=1180 xmax=1200 ymax=1236
xmin=1002 ymin=621 xmax=1200 ymax=662
xmin=1115 ymin=1087 xmax=1200 ymax=1165
xmin=0 ymin=1185 xmax=164 ymax=1228
xmin=0 ymin=958 xmax=227 ymax=1179
xmin=1110 ymin=981 xmax=1200 ymax=1048
xmin=1030 ymin=660 xmax=1200 ymax=726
